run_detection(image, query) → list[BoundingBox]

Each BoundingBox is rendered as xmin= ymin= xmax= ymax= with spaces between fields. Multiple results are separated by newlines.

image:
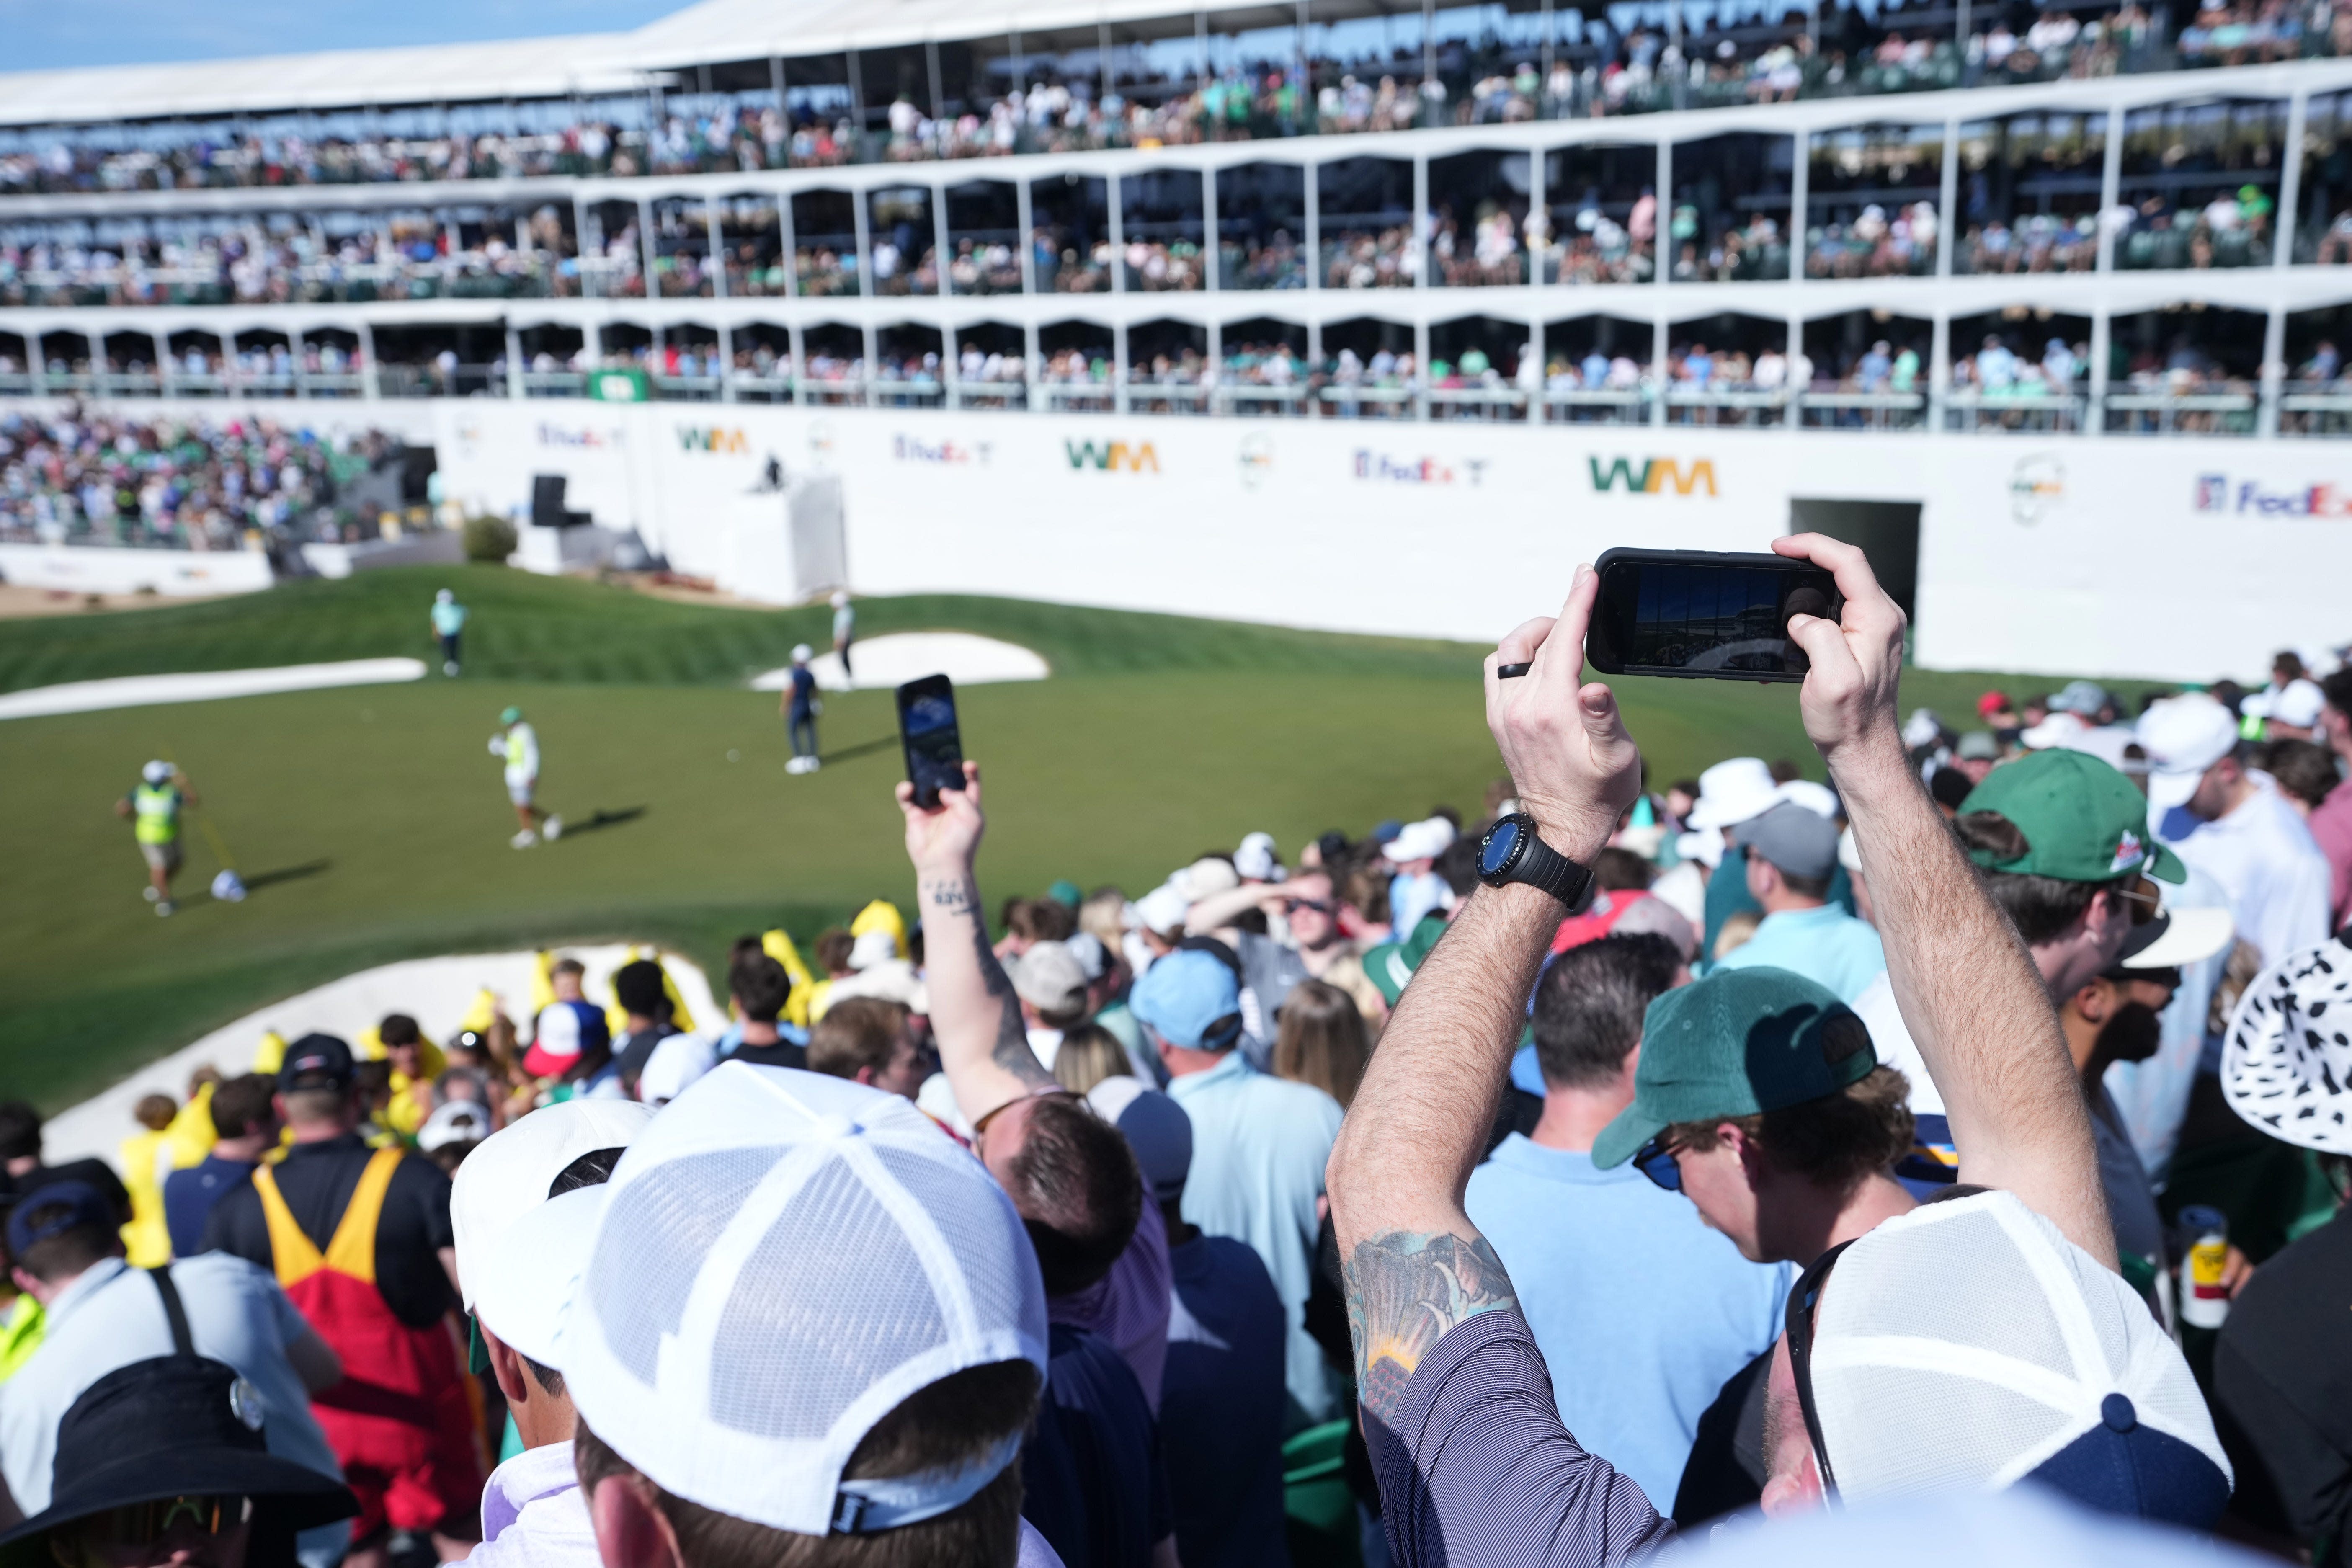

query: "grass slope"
xmin=0 ymin=570 xmax=2171 ymax=1110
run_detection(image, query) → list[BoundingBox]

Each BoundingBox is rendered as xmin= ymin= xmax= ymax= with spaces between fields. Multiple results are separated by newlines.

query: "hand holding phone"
xmin=1583 ymin=547 xmax=1843 ymax=684
xmin=1482 ymin=564 xmax=1643 ymax=864
xmin=896 ymin=675 xmax=966 ymax=810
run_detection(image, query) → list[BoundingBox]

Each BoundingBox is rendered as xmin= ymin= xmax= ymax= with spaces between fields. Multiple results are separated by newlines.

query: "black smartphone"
xmin=896 ymin=674 xmax=965 ymax=809
xmin=1586 ymin=548 xmax=1841 ymax=683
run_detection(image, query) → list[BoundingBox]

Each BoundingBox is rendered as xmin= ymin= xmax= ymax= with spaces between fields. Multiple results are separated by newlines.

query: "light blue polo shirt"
xmin=1711 ymin=902 xmax=1887 ymax=1002
xmin=1166 ymin=1051 xmax=1345 ymax=1426
xmin=1466 ymin=1135 xmax=1794 ymax=1509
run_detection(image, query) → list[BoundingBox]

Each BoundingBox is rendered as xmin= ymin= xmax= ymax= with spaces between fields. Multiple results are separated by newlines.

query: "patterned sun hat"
xmin=2221 ymin=939 xmax=2352 ymax=1155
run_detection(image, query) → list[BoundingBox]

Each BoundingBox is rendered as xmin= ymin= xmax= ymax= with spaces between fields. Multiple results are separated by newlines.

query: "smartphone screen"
xmin=1588 ymin=549 xmax=1839 ymax=682
xmin=896 ymin=675 xmax=965 ymax=809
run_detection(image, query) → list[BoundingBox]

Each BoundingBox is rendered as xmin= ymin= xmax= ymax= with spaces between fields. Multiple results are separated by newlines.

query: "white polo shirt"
xmin=0 ymin=1254 xmax=341 ymax=1513
xmin=2159 ymin=775 xmax=2332 ymax=972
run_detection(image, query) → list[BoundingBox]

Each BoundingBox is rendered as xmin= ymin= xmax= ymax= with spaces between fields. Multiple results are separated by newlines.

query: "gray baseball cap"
xmin=1732 ymin=801 xmax=1841 ymax=882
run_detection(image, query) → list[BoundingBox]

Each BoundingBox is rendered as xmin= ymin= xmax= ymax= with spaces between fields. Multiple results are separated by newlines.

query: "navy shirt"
xmin=1162 ymin=1234 xmax=1291 ymax=1568
xmin=789 ymin=666 xmax=817 ymax=717
xmin=162 ymin=1154 xmax=258 ymax=1259
xmin=1366 ymin=1308 xmax=1673 ymax=1568
xmin=1024 ymin=1322 xmax=1171 ymax=1568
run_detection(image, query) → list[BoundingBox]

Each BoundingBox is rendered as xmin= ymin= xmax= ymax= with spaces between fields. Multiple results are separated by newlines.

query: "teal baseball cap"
xmin=1959 ymin=749 xmax=2184 ymax=885
xmin=500 ymin=706 xmax=524 ymax=724
xmin=1592 ymin=967 xmax=1876 ymax=1169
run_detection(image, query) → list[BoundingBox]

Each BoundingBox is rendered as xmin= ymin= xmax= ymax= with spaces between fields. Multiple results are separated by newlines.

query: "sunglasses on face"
xmin=1632 ymin=1135 xmax=1683 ymax=1192
xmin=91 ymin=1496 xmax=252 ymax=1549
xmin=1784 ymin=1240 xmax=1857 ymax=1504
xmin=1284 ymin=898 xmax=1334 ymax=916
xmin=2115 ymin=875 xmax=2162 ymax=926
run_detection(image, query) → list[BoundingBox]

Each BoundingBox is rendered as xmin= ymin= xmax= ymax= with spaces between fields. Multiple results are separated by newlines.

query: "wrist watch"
xmin=1475 ymin=811 xmax=1595 ymax=908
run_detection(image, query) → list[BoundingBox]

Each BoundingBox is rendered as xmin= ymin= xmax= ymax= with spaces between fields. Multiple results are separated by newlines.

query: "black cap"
xmin=279 ymin=1033 xmax=354 ymax=1089
xmin=0 ymin=1354 xmax=354 ymax=1549
xmin=4 ymin=1181 xmax=114 ymax=1258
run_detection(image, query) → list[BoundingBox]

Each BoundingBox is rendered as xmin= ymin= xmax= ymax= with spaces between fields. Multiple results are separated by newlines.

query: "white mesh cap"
xmin=450 ymin=1099 xmax=654 ymax=1313
xmin=1813 ymin=1191 xmax=2228 ymax=1508
xmin=562 ymin=1060 xmax=1049 ymax=1536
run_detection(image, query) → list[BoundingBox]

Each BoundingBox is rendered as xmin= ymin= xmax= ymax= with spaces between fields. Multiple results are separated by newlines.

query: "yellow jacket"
xmin=118 ymin=1128 xmax=173 ymax=1267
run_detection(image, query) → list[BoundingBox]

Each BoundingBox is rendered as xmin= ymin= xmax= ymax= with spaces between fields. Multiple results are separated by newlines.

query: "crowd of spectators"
xmin=10 ymin=548 xmax=2352 ymax=1568
xmin=4 ymin=0 xmax=2352 ymax=212
xmin=0 ymin=406 xmax=403 ymax=550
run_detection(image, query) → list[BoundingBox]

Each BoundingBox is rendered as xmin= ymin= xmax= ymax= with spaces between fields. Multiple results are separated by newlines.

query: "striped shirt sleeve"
xmin=1365 ymin=1307 xmax=1676 ymax=1568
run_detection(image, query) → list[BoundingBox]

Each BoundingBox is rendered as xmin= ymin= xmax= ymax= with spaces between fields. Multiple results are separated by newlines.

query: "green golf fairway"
xmin=0 ymin=568 xmax=2169 ymax=1111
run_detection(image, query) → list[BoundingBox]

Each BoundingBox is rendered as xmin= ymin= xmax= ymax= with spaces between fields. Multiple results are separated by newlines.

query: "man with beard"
xmin=2056 ymin=906 xmax=2236 ymax=1282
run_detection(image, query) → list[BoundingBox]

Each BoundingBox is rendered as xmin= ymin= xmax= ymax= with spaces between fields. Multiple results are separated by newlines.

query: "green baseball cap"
xmin=500 ymin=706 xmax=524 ymax=724
xmin=1364 ymin=911 xmax=1449 ymax=1006
xmin=1958 ymin=749 xmax=2183 ymax=884
xmin=1592 ymin=967 xmax=1875 ymax=1169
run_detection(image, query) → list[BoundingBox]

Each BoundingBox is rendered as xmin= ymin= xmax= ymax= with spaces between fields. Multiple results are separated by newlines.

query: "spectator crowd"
xmin=3 ymin=547 xmax=2352 ymax=1568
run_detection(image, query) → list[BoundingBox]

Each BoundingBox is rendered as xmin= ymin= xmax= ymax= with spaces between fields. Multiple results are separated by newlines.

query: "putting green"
xmin=0 ymin=567 xmax=2169 ymax=1111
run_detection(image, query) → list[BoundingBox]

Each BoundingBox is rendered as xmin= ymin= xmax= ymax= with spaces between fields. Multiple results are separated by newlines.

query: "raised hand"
xmin=1482 ymin=563 xmax=1643 ymax=864
xmin=1773 ymin=533 xmax=1908 ymax=776
xmin=896 ymin=761 xmax=985 ymax=875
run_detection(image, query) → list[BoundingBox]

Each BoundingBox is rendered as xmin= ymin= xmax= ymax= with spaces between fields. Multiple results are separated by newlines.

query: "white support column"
xmin=1114 ymin=320 xmax=1130 ymax=413
xmin=1929 ymin=311 xmax=1950 ymax=433
xmin=1654 ymin=137 xmax=1672 ymax=428
xmin=573 ymin=197 xmax=598 ymax=298
xmin=2261 ymin=304 xmax=2288 ymax=437
xmin=1412 ymin=154 xmax=1429 ymax=291
xmin=505 ymin=320 xmax=524 ymax=398
xmin=863 ymin=320 xmax=879 ymax=406
xmin=707 ymin=201 xmax=728 ymax=299
xmin=2277 ymin=91 xmax=2310 ymax=270
xmin=791 ymin=322 xmax=808 ymax=405
xmin=358 ymin=320 xmax=381 ymax=400
xmin=933 ymin=179 xmax=951 ymax=298
xmin=2097 ymin=106 xmax=2125 ymax=272
xmin=776 ymin=192 xmax=799 ymax=299
xmin=1109 ymin=172 xmax=1127 ymax=293
xmin=1525 ymin=316 xmax=1545 ymax=420
xmin=853 ymin=190 xmax=873 ymax=300
xmin=1413 ymin=317 xmax=1430 ymax=419
xmin=1937 ymin=117 xmax=1960 ymax=277
xmin=2088 ymin=305 xmax=2110 ymax=438
xmin=718 ymin=320 xmax=736 ymax=402
xmin=1017 ymin=179 xmax=1039 ymax=294
xmin=1026 ymin=319 xmax=1043 ymax=413
xmin=1526 ymin=145 xmax=1544 ymax=291
xmin=585 ymin=320 xmax=602 ymax=375
xmin=639 ymin=197 xmax=659 ymax=299
xmin=1204 ymin=165 xmax=1223 ymax=290
xmin=1787 ymin=130 xmax=1808 ymax=284
xmin=1304 ymin=161 xmax=1321 ymax=289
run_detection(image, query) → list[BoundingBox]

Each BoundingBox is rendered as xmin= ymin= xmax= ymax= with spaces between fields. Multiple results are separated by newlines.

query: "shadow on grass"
xmin=235 ymin=861 xmax=332 ymax=894
xmin=820 ymin=735 xmax=900 ymax=765
xmin=562 ymin=806 xmax=648 ymax=837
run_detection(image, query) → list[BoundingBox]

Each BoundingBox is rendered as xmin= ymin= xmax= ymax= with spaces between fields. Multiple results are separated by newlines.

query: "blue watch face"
xmin=1480 ymin=818 xmax=1522 ymax=878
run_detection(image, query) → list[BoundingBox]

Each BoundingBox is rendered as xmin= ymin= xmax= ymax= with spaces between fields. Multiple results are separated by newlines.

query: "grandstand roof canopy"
xmin=0 ymin=0 xmax=1317 ymax=129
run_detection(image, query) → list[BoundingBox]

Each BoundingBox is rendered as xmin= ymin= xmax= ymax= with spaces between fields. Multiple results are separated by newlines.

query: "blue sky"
xmin=0 ymin=0 xmax=694 ymax=71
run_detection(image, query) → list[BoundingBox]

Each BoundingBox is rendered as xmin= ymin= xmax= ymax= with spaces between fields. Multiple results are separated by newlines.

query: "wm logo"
xmin=1589 ymin=456 xmax=1717 ymax=497
xmin=677 ymin=426 xmax=749 ymax=455
xmin=1065 ymin=439 xmax=1160 ymax=474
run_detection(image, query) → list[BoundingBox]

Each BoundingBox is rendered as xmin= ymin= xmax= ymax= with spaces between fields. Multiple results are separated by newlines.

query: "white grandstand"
xmin=3 ymin=0 xmax=2350 ymax=678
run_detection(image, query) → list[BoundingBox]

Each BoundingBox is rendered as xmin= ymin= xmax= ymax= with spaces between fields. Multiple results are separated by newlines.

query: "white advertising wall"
xmin=431 ymin=401 xmax=2352 ymax=683
xmin=0 ymin=540 xmax=275 ymax=597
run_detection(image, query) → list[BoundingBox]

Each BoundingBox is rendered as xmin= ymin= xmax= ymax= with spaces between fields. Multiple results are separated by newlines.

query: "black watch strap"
xmin=1513 ymin=830 xmax=1595 ymax=908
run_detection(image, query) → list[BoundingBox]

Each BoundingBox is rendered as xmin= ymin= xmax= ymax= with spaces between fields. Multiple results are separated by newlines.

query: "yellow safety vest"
xmin=132 ymin=783 xmax=181 ymax=846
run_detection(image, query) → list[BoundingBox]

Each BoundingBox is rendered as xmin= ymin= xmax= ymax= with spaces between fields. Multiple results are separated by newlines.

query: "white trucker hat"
xmin=561 ymin=1061 xmax=1049 ymax=1537
xmin=1805 ymin=1190 xmax=2228 ymax=1522
xmin=450 ymin=1099 xmax=653 ymax=1313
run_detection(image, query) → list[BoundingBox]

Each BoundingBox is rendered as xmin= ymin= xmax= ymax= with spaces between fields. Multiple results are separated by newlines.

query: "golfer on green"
xmin=489 ymin=706 xmax=561 ymax=848
xmin=117 ymin=760 xmax=195 ymax=916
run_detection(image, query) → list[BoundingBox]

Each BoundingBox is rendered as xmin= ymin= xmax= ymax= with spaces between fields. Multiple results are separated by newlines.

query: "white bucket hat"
xmin=1684 ymin=758 xmax=1780 ymax=830
xmin=2221 ymin=938 xmax=2352 ymax=1155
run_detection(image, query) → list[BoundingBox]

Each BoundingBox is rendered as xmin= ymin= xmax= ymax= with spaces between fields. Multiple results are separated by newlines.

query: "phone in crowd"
xmin=1584 ymin=547 xmax=1842 ymax=684
xmin=896 ymin=674 xmax=966 ymax=809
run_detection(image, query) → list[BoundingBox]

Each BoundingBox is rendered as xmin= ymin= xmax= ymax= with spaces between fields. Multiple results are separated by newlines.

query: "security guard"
xmin=116 ymin=761 xmax=195 ymax=916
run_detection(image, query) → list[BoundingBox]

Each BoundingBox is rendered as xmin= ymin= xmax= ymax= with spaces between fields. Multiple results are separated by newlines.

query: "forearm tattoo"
xmin=923 ymin=872 xmax=1055 ymax=1091
xmin=1345 ymin=1230 xmax=1518 ymax=1427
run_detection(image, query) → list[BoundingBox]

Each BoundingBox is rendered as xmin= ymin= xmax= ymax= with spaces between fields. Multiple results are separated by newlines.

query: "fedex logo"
xmin=2196 ymin=474 xmax=2351 ymax=517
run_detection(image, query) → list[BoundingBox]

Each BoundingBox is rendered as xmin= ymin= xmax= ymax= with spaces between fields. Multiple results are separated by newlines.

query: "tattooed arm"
xmin=897 ymin=761 xmax=1057 ymax=1124
xmin=1328 ymin=565 xmax=1640 ymax=1425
